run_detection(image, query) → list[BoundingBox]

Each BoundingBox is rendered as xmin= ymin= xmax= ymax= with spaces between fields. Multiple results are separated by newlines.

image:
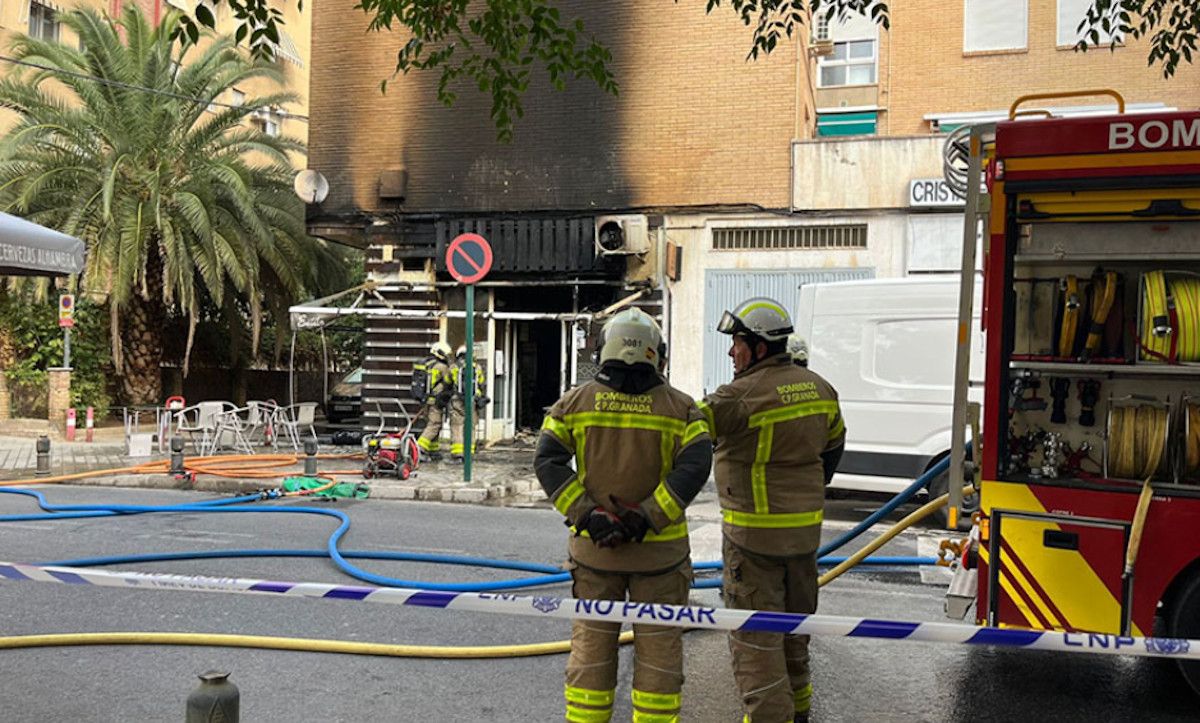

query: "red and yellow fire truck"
xmin=943 ymin=90 xmax=1200 ymax=692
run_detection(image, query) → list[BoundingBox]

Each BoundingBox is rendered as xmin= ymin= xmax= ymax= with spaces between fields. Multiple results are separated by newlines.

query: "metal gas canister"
xmin=185 ymin=670 xmax=239 ymax=722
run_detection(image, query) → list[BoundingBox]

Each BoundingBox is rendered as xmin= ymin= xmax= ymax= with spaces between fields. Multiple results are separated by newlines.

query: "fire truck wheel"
xmin=1167 ymin=571 xmax=1200 ymax=696
xmin=929 ymin=469 xmax=978 ymax=532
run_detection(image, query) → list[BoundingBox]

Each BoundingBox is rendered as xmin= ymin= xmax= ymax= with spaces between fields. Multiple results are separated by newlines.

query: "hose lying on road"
xmin=0 ymin=452 xmax=973 ymax=658
xmin=0 ymin=453 xmax=363 ymax=487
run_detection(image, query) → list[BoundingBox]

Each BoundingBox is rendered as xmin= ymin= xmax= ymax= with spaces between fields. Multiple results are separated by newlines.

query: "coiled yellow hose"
xmin=1141 ymin=271 xmax=1200 ymax=363
xmin=1108 ymin=404 xmax=1169 ymax=480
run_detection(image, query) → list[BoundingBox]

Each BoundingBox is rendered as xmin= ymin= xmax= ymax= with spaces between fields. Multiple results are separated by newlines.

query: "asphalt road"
xmin=0 ymin=486 xmax=1194 ymax=722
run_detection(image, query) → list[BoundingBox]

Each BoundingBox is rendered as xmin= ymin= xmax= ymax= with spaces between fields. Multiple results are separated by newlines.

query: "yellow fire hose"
xmin=0 ymin=487 xmax=971 ymax=659
xmin=1058 ymin=275 xmax=1081 ymax=358
xmin=1108 ymin=404 xmax=1169 ymax=480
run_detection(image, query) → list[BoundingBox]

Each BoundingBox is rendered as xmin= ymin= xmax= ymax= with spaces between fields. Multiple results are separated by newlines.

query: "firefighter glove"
xmin=610 ymin=495 xmax=651 ymax=543
xmin=578 ymin=507 xmax=627 ymax=548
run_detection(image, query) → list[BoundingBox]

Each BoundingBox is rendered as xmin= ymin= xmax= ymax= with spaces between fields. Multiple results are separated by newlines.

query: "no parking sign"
xmin=58 ymin=294 xmax=74 ymax=328
xmin=445 ymin=233 xmax=493 ymax=285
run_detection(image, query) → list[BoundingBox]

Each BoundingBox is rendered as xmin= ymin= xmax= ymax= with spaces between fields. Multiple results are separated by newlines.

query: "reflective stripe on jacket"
xmin=701 ymin=354 xmax=844 ymax=557
xmin=453 ymin=362 xmax=486 ymax=397
xmin=536 ymin=378 xmax=711 ymax=573
xmin=414 ymin=358 xmax=452 ymax=406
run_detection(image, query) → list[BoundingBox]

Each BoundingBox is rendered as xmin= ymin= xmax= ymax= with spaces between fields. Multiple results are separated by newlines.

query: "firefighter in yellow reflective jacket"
xmin=535 ymin=308 xmax=713 ymax=723
xmin=449 ymin=344 xmax=488 ymax=462
xmin=700 ymin=298 xmax=844 ymax=723
xmin=414 ymin=342 xmax=453 ymax=460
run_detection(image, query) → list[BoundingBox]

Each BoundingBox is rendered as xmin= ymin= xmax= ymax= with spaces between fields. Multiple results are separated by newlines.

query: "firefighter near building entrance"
xmin=942 ymin=89 xmax=1200 ymax=696
xmin=445 ymin=233 xmax=494 ymax=482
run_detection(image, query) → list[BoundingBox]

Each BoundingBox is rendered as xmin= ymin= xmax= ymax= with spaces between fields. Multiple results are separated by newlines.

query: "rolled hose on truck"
xmin=0 ymin=455 xmax=971 ymax=658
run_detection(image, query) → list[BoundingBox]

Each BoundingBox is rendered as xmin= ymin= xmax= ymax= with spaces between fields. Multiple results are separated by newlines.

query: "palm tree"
xmin=0 ymin=6 xmax=321 ymax=404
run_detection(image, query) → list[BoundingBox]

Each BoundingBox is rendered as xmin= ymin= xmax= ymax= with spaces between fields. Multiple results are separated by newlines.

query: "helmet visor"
xmin=717 ymin=311 xmax=747 ymax=336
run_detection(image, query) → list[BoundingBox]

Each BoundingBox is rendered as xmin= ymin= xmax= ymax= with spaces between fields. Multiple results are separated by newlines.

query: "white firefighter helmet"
xmin=456 ymin=345 xmax=468 ymax=359
xmin=599 ymin=308 xmax=663 ymax=368
xmin=717 ymin=297 xmax=793 ymax=342
xmin=430 ymin=341 xmax=452 ymax=361
xmin=786 ymin=333 xmax=809 ymax=365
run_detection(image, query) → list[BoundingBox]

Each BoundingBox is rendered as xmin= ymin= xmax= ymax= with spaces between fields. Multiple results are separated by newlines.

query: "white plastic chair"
xmin=276 ymin=402 xmax=318 ymax=450
xmin=174 ymin=401 xmax=225 ymax=455
xmin=212 ymin=404 xmax=258 ymax=455
xmin=247 ymin=400 xmax=281 ymax=448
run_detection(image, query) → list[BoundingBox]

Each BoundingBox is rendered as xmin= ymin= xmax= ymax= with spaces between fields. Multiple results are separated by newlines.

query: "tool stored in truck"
xmin=941 ymin=90 xmax=1200 ymax=696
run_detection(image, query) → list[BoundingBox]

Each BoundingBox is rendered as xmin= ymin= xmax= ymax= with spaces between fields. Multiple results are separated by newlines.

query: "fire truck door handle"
xmin=1043 ymin=529 xmax=1079 ymax=551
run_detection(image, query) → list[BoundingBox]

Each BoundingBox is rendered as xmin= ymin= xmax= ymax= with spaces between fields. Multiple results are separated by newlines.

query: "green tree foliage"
xmin=186 ymin=1 xmax=1194 ymax=141
xmin=0 ymin=7 xmax=345 ymax=404
xmin=0 ymin=291 xmax=112 ymax=419
xmin=1075 ymin=0 xmax=1197 ymax=76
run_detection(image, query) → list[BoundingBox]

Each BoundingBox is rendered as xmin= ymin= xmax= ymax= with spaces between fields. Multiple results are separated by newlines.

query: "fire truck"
xmin=941 ymin=90 xmax=1200 ymax=693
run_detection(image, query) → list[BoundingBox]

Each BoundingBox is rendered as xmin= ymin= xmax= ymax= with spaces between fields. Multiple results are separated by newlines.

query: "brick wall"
xmin=881 ymin=2 xmax=1200 ymax=135
xmin=310 ymin=1 xmax=810 ymax=215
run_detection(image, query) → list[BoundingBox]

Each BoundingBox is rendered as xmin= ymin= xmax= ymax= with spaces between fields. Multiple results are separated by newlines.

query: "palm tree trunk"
xmin=0 ymin=322 xmax=15 ymax=421
xmin=118 ymin=246 xmax=166 ymax=406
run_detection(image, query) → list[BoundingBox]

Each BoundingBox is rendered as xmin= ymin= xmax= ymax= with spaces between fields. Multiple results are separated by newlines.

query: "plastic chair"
xmin=174 ymin=401 xmax=225 ymax=455
xmin=276 ymin=402 xmax=318 ymax=450
xmin=246 ymin=400 xmax=282 ymax=448
xmin=212 ymin=404 xmax=258 ymax=455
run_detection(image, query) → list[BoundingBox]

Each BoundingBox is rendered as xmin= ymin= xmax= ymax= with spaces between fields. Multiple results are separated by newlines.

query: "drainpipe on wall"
xmin=657 ymin=225 xmax=672 ymax=376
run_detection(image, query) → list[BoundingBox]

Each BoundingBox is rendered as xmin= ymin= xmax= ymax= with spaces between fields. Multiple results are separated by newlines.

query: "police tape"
xmin=1 ymin=560 xmax=1196 ymax=661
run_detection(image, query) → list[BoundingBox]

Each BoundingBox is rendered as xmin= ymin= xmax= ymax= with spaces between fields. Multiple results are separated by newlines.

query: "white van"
xmin=794 ymin=275 xmax=983 ymax=503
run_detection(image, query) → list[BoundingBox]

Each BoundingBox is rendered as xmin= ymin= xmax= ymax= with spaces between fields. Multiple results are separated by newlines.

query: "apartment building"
xmin=306 ymin=1 xmax=819 ymax=436
xmin=306 ymin=1 xmax=1200 ymax=435
xmin=0 ymin=0 xmax=311 ymax=150
xmin=688 ymin=0 xmax=1200 ymax=396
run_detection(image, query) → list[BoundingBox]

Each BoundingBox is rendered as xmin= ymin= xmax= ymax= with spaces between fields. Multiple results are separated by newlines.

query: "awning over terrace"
xmin=0 ymin=212 xmax=85 ymax=277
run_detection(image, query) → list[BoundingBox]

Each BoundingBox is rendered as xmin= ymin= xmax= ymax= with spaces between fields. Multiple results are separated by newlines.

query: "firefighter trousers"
xmin=565 ymin=560 xmax=692 ymax=723
xmin=449 ymin=398 xmax=476 ymax=456
xmin=416 ymin=402 xmax=444 ymax=452
xmin=722 ymin=538 xmax=818 ymax=723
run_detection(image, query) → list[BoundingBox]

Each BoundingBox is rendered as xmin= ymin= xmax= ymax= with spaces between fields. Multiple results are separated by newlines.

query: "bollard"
xmin=169 ymin=436 xmax=186 ymax=476
xmin=185 ymin=670 xmax=239 ymax=723
xmin=64 ymin=408 xmax=76 ymax=442
xmin=85 ymin=406 xmax=94 ymax=443
xmin=303 ymin=438 xmax=318 ymax=476
xmin=35 ymin=436 xmax=50 ymax=477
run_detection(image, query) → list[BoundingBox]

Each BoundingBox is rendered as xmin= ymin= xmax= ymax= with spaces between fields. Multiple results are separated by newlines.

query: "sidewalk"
xmin=0 ymin=430 xmax=545 ymax=505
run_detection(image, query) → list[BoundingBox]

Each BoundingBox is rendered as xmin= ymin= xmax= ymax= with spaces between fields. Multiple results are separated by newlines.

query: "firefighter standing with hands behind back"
xmin=413 ymin=341 xmax=453 ymax=461
xmin=535 ymin=308 xmax=712 ymax=723
xmin=699 ymin=298 xmax=844 ymax=723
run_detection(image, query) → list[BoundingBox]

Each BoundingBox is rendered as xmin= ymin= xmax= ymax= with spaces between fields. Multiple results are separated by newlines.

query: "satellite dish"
xmin=293 ymin=169 xmax=329 ymax=204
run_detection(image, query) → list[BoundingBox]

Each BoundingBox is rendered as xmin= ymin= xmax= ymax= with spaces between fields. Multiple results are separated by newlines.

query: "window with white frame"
xmin=29 ymin=2 xmax=60 ymax=43
xmin=818 ymin=39 xmax=877 ymax=87
xmin=963 ymin=0 xmax=1028 ymax=53
xmin=1057 ymin=0 xmax=1120 ymax=47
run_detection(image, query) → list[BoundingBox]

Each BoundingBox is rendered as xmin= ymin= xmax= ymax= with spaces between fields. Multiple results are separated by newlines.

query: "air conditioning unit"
xmin=595 ymin=214 xmax=649 ymax=256
xmin=250 ymin=108 xmax=271 ymax=121
xmin=809 ymin=38 xmax=835 ymax=57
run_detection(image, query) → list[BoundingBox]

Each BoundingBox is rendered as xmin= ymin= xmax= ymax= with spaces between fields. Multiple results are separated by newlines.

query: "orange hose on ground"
xmin=0 ymin=452 xmax=367 ymax=487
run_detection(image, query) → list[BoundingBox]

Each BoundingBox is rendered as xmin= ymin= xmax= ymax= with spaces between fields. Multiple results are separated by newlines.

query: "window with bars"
xmin=712 ymin=225 xmax=868 ymax=251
